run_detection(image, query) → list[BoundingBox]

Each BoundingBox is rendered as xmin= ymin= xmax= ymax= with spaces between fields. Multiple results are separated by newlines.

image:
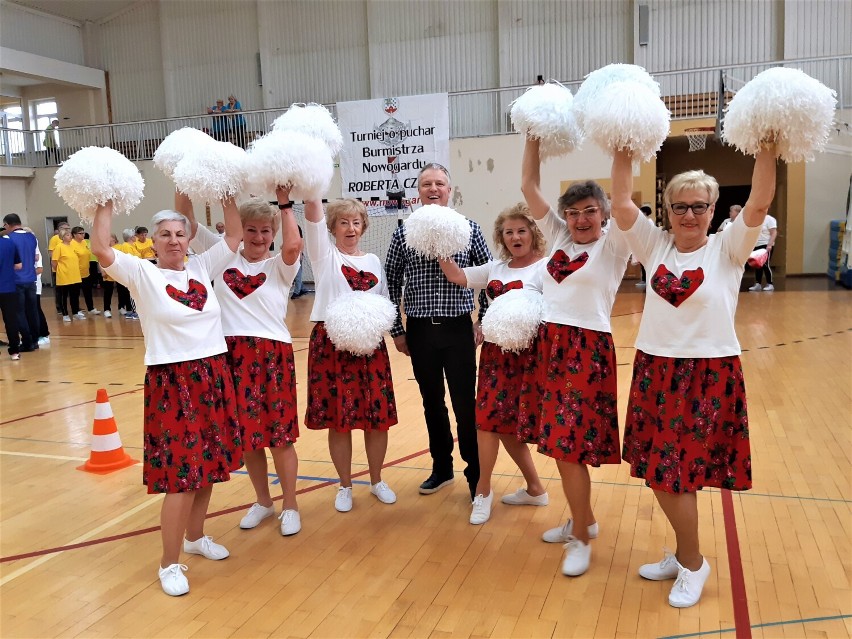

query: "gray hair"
xmin=151 ymin=210 xmax=191 ymax=235
xmin=122 ymin=228 xmax=135 ymax=242
xmin=417 ymin=162 xmax=451 ymax=186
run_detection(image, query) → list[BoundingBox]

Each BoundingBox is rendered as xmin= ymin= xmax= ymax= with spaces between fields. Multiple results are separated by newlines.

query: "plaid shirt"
xmin=386 ymin=219 xmax=492 ymax=336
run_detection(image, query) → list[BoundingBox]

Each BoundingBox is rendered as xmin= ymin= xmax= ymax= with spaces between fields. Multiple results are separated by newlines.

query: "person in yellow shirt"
xmin=48 ymin=222 xmax=70 ymax=313
xmin=133 ymin=226 xmax=155 ymax=260
xmin=70 ymin=227 xmax=99 ymax=315
xmin=114 ymin=229 xmax=140 ymax=318
xmin=51 ymin=229 xmax=83 ymax=322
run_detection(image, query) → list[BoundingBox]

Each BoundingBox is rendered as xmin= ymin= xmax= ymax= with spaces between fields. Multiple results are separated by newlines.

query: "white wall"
xmin=0 ymin=1 xmax=84 ymax=65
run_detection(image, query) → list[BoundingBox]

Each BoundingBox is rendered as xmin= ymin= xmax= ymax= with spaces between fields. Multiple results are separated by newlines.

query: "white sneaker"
xmin=279 ymin=509 xmax=301 ymax=536
xmin=748 ymin=283 xmax=762 ymax=292
xmin=470 ymin=492 xmax=493 ymax=525
xmin=119 ymin=308 xmax=127 ymax=316
xmin=158 ymin=563 xmax=189 ymax=596
xmin=668 ymin=558 xmax=711 ymax=608
xmin=103 ymin=310 xmax=112 ymax=318
xmin=62 ymin=315 xmax=71 ymax=323
xmin=335 ymin=486 xmax=353 ymax=512
xmin=501 ymin=487 xmax=549 ymax=506
xmin=73 ymin=311 xmax=87 ymax=319
xmin=542 ymin=519 xmax=599 ymax=543
xmin=38 ymin=336 xmax=50 ymax=345
xmin=763 ymin=284 xmax=774 ymax=292
xmin=561 ymin=536 xmax=591 ymax=576
xmin=183 ymin=535 xmax=229 ymax=560
xmin=239 ymin=503 xmax=275 ymax=529
xmin=638 ymin=550 xmax=680 ymax=580
xmin=89 ymin=308 xmax=101 ymax=315
xmin=370 ymin=481 xmax=397 ymax=504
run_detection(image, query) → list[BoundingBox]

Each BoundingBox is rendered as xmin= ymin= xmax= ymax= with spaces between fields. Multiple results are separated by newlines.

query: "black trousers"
xmin=15 ymin=282 xmax=38 ymax=349
xmin=0 ymin=291 xmax=20 ymax=355
xmin=57 ymin=283 xmax=80 ymax=316
xmin=406 ymin=315 xmax=479 ymax=490
xmin=81 ymin=274 xmax=95 ymax=311
xmin=117 ymin=283 xmax=134 ymax=312
xmin=754 ymin=244 xmax=773 ymax=285
xmin=102 ymin=280 xmax=114 ymax=311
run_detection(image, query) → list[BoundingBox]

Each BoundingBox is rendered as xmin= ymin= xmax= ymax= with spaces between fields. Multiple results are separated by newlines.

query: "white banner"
xmin=337 ymin=93 xmax=449 ymax=205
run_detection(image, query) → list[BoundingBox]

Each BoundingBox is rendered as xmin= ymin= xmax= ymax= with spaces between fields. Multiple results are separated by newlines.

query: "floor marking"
xmin=0 ymin=387 xmax=143 ymax=427
xmin=658 ymin=613 xmax=852 ymax=639
xmin=0 ymin=450 xmax=89 ymax=462
xmin=721 ymin=489 xmax=751 ymax=638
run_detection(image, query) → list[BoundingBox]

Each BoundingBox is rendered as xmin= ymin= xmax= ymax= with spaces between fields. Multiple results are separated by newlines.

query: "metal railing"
xmin=2 ymin=55 xmax=848 ymax=168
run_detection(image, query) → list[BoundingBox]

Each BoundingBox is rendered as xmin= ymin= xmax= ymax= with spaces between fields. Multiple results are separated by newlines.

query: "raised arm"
xmin=276 ymin=185 xmax=303 ymax=266
xmin=222 ymin=197 xmax=242 ymax=253
xmin=610 ymin=149 xmax=641 ymax=231
xmin=174 ymin=191 xmax=199 ymax=239
xmin=91 ymin=201 xmax=116 ymax=267
xmin=438 ymin=257 xmax=468 ymax=287
xmin=303 ymin=196 xmax=324 ymax=224
xmin=741 ymin=146 xmax=777 ymax=228
xmin=520 ymin=137 xmax=551 ymax=220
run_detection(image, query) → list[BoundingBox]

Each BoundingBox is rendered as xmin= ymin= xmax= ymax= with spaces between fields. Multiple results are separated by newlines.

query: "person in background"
xmin=223 ymin=95 xmax=247 ymax=149
xmin=134 ymin=226 xmax=156 ymax=261
xmin=215 ymin=222 xmax=226 ymax=238
xmin=86 ymin=232 xmax=102 ymax=290
xmin=100 ymin=233 xmax=120 ymax=318
xmin=718 ymin=204 xmax=741 ymax=233
xmin=0 ymin=233 xmax=22 ymax=360
xmin=51 ymin=228 xmax=82 ymax=322
xmin=29 ymin=236 xmax=50 ymax=345
xmin=71 ymin=227 xmax=99 ymax=316
xmin=748 ymin=212 xmax=777 ymax=292
xmin=43 ymin=119 xmax=60 ymax=165
xmin=3 ymin=214 xmax=39 ymax=351
xmin=207 ymin=99 xmax=229 ymax=142
xmin=49 ymin=222 xmax=70 ymax=314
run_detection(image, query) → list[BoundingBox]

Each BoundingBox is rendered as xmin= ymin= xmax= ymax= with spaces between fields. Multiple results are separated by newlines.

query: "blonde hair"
xmin=239 ymin=198 xmax=279 ymax=234
xmin=58 ymin=228 xmax=72 ymax=241
xmin=663 ymin=170 xmax=720 ymax=207
xmin=492 ymin=203 xmax=546 ymax=261
xmin=326 ymin=199 xmax=369 ymax=233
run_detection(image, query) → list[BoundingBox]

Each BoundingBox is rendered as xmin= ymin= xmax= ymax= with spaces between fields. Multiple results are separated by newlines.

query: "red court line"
xmin=721 ymin=488 xmax=752 ymax=639
xmin=0 ymin=444 xmax=436 ymax=563
xmin=0 ymin=388 xmax=144 ymax=427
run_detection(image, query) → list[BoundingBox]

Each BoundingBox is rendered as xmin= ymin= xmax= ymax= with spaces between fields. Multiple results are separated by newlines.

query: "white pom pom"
xmin=54 ymin=146 xmax=145 ymax=224
xmin=482 ymin=289 xmax=544 ymax=353
xmin=404 ymin=205 xmax=472 ymax=260
xmin=325 ymin=292 xmax=396 ymax=356
xmin=247 ymin=130 xmax=333 ymax=200
xmin=582 ymin=81 xmax=671 ymax=162
xmin=722 ymin=67 xmax=837 ymax=162
xmin=272 ymin=103 xmax=343 ymax=157
xmin=153 ymin=128 xmax=214 ymax=179
xmin=172 ymin=141 xmax=249 ymax=202
xmin=510 ymin=83 xmax=583 ymax=160
xmin=574 ymin=63 xmax=660 ymax=129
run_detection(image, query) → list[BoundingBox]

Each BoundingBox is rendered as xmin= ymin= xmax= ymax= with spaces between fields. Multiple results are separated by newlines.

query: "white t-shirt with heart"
xmin=536 ymin=208 xmax=632 ymax=333
xmin=191 ymin=224 xmax=299 ymax=343
xmin=103 ymin=240 xmax=234 ymax=365
xmin=461 ymin=258 xmax=545 ymax=299
xmin=624 ymin=213 xmax=762 ymax=358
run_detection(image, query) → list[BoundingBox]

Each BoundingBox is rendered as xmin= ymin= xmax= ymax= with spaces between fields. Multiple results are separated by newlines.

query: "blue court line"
xmin=230 ymin=470 xmax=370 ymax=486
xmin=658 ymin=613 xmax=852 ymax=639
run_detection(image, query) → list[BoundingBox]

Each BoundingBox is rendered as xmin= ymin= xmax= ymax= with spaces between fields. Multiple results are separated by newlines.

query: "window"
xmin=1 ymin=103 xmax=25 ymax=155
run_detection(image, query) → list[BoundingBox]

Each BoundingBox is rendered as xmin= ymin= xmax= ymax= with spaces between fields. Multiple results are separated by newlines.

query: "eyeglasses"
xmin=670 ymin=202 xmax=711 ymax=216
xmin=564 ymin=206 xmax=600 ymax=218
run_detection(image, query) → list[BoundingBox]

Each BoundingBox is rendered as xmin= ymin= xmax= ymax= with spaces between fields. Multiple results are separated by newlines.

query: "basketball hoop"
xmin=685 ymin=127 xmax=715 ymax=152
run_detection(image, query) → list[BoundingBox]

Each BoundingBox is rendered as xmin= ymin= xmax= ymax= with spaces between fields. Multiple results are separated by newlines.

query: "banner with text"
xmin=337 ymin=93 xmax=449 ymax=206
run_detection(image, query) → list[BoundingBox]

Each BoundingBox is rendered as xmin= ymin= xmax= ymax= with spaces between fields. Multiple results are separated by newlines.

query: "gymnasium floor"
xmin=1 ymin=281 xmax=849 ymax=638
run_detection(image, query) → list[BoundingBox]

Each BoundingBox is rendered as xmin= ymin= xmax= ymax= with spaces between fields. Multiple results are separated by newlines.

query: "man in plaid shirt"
xmin=385 ymin=163 xmax=491 ymax=500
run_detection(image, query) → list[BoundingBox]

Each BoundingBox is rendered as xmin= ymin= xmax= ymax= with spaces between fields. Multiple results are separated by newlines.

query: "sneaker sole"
xmin=419 ymin=478 xmax=454 ymax=494
xmin=501 ymin=497 xmax=549 ymax=506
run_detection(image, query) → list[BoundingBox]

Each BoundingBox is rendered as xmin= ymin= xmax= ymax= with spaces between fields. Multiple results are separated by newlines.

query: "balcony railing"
xmin=2 ymin=55 xmax=848 ymax=168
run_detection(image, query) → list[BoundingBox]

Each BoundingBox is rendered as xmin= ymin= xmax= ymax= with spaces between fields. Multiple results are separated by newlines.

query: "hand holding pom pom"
xmin=482 ymin=289 xmax=544 ymax=353
xmin=54 ymin=147 xmax=145 ymax=224
xmin=510 ymin=83 xmax=583 ymax=160
xmin=722 ymin=68 xmax=836 ymax=162
xmin=404 ymin=205 xmax=472 ymax=260
xmin=172 ymin=141 xmax=249 ymax=202
xmin=272 ymin=103 xmax=343 ymax=157
xmin=325 ymin=291 xmax=396 ymax=356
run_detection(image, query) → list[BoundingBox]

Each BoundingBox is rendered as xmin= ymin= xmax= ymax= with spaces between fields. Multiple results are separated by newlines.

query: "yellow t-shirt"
xmin=52 ymin=243 xmax=83 ymax=286
xmin=71 ymin=239 xmax=91 ymax=278
xmin=133 ymin=238 xmax=155 ymax=259
xmin=115 ymin=242 xmax=141 ymax=258
xmin=48 ymin=234 xmax=62 ymax=254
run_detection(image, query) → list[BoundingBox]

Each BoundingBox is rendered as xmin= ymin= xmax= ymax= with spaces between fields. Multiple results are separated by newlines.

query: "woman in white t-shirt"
xmin=438 ymin=203 xmax=549 ymax=526
xmin=181 ymin=187 xmax=303 ymax=538
xmin=610 ymin=145 xmax=777 ymax=608
xmin=91 ymin=195 xmax=243 ymax=598
xmin=520 ymin=137 xmax=632 ymax=578
xmin=304 ymin=198 xmax=398 ymax=513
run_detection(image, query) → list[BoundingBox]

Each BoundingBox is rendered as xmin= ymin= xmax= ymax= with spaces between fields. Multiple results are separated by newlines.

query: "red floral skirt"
xmin=622 ymin=351 xmax=751 ymax=493
xmin=143 ymin=353 xmax=242 ymax=494
xmin=226 ymin=336 xmax=299 ymax=450
xmin=521 ymin=322 xmax=621 ymax=466
xmin=476 ymin=341 xmax=536 ymax=442
xmin=305 ymin=322 xmax=397 ymax=432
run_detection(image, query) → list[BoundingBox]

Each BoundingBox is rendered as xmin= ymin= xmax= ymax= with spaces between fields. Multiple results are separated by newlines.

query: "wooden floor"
xmin=1 ymin=282 xmax=850 ymax=639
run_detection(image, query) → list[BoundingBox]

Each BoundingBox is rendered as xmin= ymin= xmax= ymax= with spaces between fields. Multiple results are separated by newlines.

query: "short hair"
xmin=417 ymin=163 xmax=451 ymax=186
xmin=729 ymin=204 xmax=742 ymax=214
xmin=135 ymin=226 xmax=149 ymax=234
xmin=557 ymin=180 xmax=611 ymax=221
xmin=71 ymin=226 xmax=85 ymax=235
xmin=122 ymin=228 xmax=135 ymax=242
xmin=57 ymin=222 xmax=70 ymax=230
xmin=664 ymin=170 xmax=720 ymax=207
xmin=492 ymin=203 xmax=546 ymax=261
xmin=325 ymin=199 xmax=369 ymax=234
xmin=3 ymin=213 xmax=21 ymax=226
xmin=58 ymin=228 xmax=72 ymax=240
xmin=150 ymin=210 xmax=190 ymax=236
xmin=239 ymin=198 xmax=279 ymax=233
xmin=110 ymin=233 xmax=119 ymax=244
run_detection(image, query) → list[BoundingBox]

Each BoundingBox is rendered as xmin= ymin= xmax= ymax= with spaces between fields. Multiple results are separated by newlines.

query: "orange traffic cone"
xmin=77 ymin=388 xmax=138 ymax=474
